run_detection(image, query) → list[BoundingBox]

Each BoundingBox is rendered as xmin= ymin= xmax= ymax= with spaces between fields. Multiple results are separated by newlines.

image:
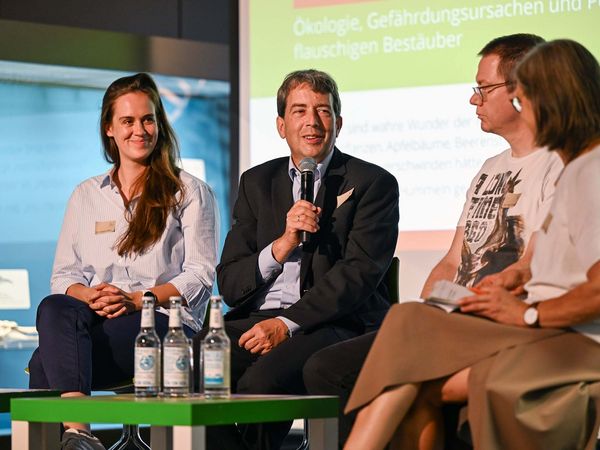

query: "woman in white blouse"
xmin=28 ymin=73 xmax=218 ymax=449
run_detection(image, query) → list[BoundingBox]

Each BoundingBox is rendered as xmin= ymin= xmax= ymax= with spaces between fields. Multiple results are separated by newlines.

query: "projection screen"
xmin=239 ymin=0 xmax=600 ymax=296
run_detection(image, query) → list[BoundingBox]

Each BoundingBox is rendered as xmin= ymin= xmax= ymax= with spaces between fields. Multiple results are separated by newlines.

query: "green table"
xmin=11 ymin=394 xmax=338 ymax=450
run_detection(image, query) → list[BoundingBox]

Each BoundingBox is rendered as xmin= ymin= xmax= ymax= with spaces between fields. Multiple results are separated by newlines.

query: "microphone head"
xmin=299 ymin=157 xmax=317 ymax=174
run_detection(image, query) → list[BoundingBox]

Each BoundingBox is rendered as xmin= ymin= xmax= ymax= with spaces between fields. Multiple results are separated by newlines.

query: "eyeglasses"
xmin=511 ymin=97 xmax=522 ymax=113
xmin=472 ymin=82 xmax=510 ymax=102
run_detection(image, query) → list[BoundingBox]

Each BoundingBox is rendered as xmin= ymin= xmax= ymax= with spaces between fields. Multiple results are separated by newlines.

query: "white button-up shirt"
xmin=51 ymin=169 xmax=219 ymax=331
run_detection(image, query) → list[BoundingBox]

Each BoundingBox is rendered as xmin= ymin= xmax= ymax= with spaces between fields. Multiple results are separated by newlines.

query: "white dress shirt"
xmin=51 ymin=169 xmax=219 ymax=332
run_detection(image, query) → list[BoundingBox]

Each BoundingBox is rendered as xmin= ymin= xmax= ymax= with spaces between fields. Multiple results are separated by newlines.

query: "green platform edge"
xmin=10 ymin=394 xmax=338 ymax=426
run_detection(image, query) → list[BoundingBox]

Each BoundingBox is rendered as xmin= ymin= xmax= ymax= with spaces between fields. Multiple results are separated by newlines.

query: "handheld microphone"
xmin=299 ymin=157 xmax=317 ymax=244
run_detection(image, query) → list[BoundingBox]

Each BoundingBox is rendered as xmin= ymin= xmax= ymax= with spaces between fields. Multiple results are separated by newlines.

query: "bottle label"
xmin=163 ymin=347 xmax=190 ymax=387
xmin=204 ymin=349 xmax=225 ymax=385
xmin=135 ymin=347 xmax=159 ymax=387
xmin=209 ymin=307 xmax=223 ymax=328
xmin=140 ymin=307 xmax=155 ymax=328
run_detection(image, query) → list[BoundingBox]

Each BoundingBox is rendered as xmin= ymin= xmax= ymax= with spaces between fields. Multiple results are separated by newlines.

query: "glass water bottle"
xmin=202 ymin=295 xmax=231 ymax=399
xmin=134 ymin=293 xmax=160 ymax=397
xmin=162 ymin=296 xmax=192 ymax=397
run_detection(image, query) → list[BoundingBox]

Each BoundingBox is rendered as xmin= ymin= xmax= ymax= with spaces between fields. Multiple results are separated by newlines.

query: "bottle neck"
xmin=209 ymin=303 xmax=224 ymax=329
xmin=140 ymin=306 xmax=155 ymax=329
xmin=140 ymin=297 xmax=155 ymax=329
xmin=169 ymin=307 xmax=182 ymax=329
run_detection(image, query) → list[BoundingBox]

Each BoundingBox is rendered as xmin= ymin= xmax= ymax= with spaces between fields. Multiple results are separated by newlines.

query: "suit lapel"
xmin=271 ymin=161 xmax=294 ymax=239
xmin=300 ymin=148 xmax=348 ymax=291
xmin=314 ymin=148 xmax=348 ymax=212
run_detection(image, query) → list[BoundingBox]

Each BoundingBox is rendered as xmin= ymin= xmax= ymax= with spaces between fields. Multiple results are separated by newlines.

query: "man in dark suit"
xmin=195 ymin=69 xmax=399 ymax=449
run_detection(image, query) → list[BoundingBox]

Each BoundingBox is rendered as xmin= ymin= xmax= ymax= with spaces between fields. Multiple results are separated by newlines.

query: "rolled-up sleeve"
xmin=168 ymin=180 xmax=219 ymax=317
xmin=50 ymin=187 xmax=90 ymax=294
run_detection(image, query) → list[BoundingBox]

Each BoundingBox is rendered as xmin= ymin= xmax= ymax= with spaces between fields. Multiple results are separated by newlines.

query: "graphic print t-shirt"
xmin=454 ymin=148 xmax=563 ymax=287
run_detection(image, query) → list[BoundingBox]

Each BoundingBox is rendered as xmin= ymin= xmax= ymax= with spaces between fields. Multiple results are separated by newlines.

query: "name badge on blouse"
xmin=95 ymin=221 xmax=116 ymax=234
xmin=501 ymin=192 xmax=521 ymax=208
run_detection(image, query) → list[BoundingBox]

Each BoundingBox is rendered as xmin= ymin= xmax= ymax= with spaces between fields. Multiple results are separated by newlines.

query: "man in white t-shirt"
xmin=444 ymin=140 xmax=562 ymax=289
xmin=421 ymin=38 xmax=563 ymax=296
xmin=304 ymin=33 xmax=563 ymax=447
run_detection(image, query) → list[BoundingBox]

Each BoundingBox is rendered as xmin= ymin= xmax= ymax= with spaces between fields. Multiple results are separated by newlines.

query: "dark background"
xmin=0 ymin=0 xmax=232 ymax=44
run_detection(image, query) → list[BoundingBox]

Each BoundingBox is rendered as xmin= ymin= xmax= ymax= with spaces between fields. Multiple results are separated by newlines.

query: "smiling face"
xmin=276 ymin=83 xmax=342 ymax=166
xmin=470 ymin=54 xmax=521 ymax=137
xmin=105 ymin=91 xmax=158 ymax=167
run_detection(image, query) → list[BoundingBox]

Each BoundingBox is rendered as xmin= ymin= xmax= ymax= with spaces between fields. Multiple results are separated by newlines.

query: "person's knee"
xmin=237 ymin=370 xmax=278 ymax=394
xmin=304 ymin=334 xmax=372 ymax=396
xmin=303 ymin=348 xmax=339 ymax=394
xmin=36 ymin=294 xmax=93 ymax=332
xmin=440 ymin=369 xmax=469 ymax=404
xmin=236 ymin=362 xmax=296 ymax=394
xmin=37 ymin=295 xmax=75 ymax=323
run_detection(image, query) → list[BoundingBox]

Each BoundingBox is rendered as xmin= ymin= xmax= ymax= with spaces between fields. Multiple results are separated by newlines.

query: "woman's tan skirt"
xmin=346 ymin=302 xmax=600 ymax=450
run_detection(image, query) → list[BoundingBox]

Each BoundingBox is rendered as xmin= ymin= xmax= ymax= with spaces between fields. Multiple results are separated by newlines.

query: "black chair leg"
xmin=108 ymin=424 xmax=150 ymax=450
xmin=295 ymin=419 xmax=309 ymax=450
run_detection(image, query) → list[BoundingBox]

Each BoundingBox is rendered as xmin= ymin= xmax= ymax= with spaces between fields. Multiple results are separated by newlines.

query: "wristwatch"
xmin=523 ymin=302 xmax=540 ymax=327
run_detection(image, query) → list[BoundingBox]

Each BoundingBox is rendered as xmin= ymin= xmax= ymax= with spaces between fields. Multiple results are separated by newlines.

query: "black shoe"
xmin=61 ymin=429 xmax=107 ymax=450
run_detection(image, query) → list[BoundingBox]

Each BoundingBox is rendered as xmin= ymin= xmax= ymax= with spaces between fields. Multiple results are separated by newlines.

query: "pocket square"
xmin=336 ymin=188 xmax=354 ymax=208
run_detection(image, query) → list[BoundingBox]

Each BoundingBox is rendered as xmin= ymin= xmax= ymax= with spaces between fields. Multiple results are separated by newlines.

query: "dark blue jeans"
xmin=29 ymin=294 xmax=193 ymax=394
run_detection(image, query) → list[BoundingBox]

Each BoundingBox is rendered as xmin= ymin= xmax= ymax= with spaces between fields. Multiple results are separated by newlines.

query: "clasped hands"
xmin=82 ymin=283 xmax=141 ymax=319
xmin=457 ymin=269 xmax=530 ymax=326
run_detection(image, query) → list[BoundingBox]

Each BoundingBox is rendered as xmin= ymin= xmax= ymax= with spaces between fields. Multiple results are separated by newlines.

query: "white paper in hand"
xmin=426 ymin=280 xmax=474 ymax=312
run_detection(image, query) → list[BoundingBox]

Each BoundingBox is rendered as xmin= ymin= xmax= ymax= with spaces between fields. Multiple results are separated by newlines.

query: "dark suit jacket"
xmin=217 ymin=148 xmax=399 ymax=334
